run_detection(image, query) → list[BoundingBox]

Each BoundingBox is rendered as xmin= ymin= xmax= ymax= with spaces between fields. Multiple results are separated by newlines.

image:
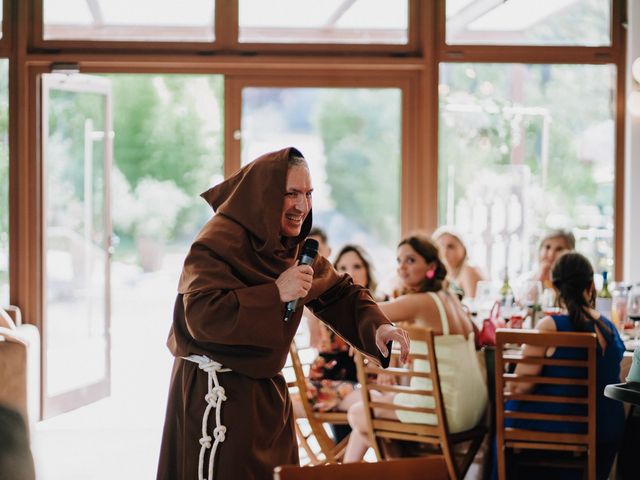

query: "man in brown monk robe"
xmin=157 ymin=147 xmax=409 ymax=480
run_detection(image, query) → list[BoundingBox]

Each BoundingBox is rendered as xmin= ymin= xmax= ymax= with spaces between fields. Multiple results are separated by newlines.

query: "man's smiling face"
xmin=280 ymin=165 xmax=313 ymax=237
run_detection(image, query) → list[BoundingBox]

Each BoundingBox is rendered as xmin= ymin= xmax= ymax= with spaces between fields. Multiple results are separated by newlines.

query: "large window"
xmin=439 ymin=63 xmax=616 ymax=282
xmin=446 ymin=0 xmax=611 ymax=46
xmin=43 ymin=0 xmax=215 ymax=42
xmin=240 ymin=87 xmax=402 ymax=286
xmin=239 ymin=0 xmax=408 ymax=44
xmin=0 ymin=59 xmax=7 ymax=305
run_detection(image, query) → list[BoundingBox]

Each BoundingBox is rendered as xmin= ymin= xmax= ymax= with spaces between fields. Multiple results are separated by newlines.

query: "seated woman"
xmin=519 ymin=229 xmax=575 ymax=290
xmin=343 ymin=234 xmax=488 ymax=462
xmin=504 ymin=252 xmax=625 ymax=480
xmin=432 ymin=226 xmax=485 ymax=299
xmin=300 ymin=244 xmax=379 ymax=414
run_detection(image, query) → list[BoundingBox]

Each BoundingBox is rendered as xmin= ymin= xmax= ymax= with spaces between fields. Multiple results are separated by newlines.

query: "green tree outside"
xmin=315 ymin=89 xmax=401 ymax=245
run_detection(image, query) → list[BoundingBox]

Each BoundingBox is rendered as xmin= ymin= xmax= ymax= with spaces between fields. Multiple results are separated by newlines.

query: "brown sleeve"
xmin=306 ymin=260 xmax=392 ymax=367
xmin=182 ymin=282 xmax=287 ymax=348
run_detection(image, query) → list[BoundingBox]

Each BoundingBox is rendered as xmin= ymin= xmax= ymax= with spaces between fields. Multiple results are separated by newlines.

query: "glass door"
xmin=41 ymin=73 xmax=113 ymax=418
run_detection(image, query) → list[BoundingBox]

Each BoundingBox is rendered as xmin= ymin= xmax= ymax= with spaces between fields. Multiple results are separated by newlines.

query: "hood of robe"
xmin=177 ymin=146 xmax=314 ymax=295
xmin=199 ymin=146 xmax=312 ymax=255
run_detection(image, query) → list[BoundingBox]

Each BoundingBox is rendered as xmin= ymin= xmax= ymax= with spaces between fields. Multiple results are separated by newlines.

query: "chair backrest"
xmin=287 ymin=337 xmax=349 ymax=464
xmin=273 ymin=456 xmax=449 ymax=480
xmin=354 ymin=326 xmax=457 ymax=474
xmin=494 ymin=329 xmax=597 ymax=480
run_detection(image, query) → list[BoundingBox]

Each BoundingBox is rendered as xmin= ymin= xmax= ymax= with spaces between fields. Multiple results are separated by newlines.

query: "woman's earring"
xmin=425 ymin=269 xmax=435 ymax=280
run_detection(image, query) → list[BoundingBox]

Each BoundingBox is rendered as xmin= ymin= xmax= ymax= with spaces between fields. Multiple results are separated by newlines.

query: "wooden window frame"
xmin=12 ymin=56 xmax=429 ymax=413
xmin=231 ymin=0 xmax=421 ymax=54
xmin=434 ymin=0 xmax=627 ymax=278
xmin=29 ymin=0 xmax=225 ymax=53
xmin=437 ymin=0 xmax=624 ymax=63
xmin=440 ymin=0 xmax=619 ymax=53
xmin=9 ymin=1 xmax=628 ymax=323
xmin=28 ymin=0 xmax=421 ymax=55
xmin=5 ymin=1 xmax=630 ymax=420
xmin=0 ymin=0 xmax=11 ymax=54
xmin=224 ymin=71 xmax=430 ymax=233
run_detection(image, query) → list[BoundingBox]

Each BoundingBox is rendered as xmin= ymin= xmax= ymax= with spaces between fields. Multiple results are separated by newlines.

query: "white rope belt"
xmin=182 ymin=354 xmax=232 ymax=480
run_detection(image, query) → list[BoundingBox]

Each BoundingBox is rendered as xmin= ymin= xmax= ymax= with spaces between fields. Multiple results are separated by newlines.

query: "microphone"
xmin=283 ymin=238 xmax=319 ymax=322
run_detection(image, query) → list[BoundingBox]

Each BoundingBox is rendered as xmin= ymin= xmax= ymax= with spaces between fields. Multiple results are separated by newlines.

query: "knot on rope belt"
xmin=183 ymin=355 xmax=232 ymax=480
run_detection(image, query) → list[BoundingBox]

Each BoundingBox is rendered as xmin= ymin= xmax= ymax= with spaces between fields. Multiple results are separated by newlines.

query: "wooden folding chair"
xmin=354 ymin=326 xmax=486 ymax=480
xmin=495 ymin=329 xmax=597 ymax=480
xmin=286 ymin=338 xmax=351 ymax=464
xmin=273 ymin=455 xmax=449 ymax=480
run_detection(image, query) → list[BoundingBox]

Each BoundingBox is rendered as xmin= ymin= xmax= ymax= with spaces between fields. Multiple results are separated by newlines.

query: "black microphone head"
xmin=301 ymin=238 xmax=319 ymax=258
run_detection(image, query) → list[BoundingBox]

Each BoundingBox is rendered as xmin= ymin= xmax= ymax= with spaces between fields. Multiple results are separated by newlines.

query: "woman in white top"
xmin=343 ymin=234 xmax=488 ymax=462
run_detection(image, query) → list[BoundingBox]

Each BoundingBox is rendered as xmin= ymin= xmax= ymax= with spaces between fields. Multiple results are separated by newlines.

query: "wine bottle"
xmin=499 ymin=271 xmax=513 ymax=308
xmin=598 ymin=271 xmax=612 ymax=299
xmin=596 ymin=271 xmax=612 ymax=317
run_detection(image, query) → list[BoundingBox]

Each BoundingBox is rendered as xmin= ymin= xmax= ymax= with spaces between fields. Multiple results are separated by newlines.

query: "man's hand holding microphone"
xmin=275 ymin=237 xmax=409 ymax=364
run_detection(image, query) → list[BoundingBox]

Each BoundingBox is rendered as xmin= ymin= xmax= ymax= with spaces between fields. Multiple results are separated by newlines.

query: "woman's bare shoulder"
xmin=536 ymin=315 xmax=558 ymax=332
xmin=379 ymin=292 xmax=436 ymax=324
xmin=461 ymin=264 xmax=485 ymax=282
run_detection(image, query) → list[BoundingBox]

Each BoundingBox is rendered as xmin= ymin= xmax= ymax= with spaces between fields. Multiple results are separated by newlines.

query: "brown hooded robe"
xmin=157 ymin=147 xmax=391 ymax=480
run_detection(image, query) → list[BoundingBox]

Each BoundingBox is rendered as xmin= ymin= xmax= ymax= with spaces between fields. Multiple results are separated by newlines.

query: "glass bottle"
xmin=598 ymin=271 xmax=612 ymax=298
xmin=596 ymin=271 xmax=612 ymax=318
xmin=499 ymin=271 xmax=514 ymax=311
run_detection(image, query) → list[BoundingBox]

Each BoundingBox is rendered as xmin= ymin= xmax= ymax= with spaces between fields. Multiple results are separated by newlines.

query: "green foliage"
xmin=439 ymin=63 xmax=615 ymax=273
xmin=110 ymin=75 xmax=222 ymax=197
xmin=108 ymin=75 xmax=223 ymax=245
xmin=315 ymin=89 xmax=401 ymax=244
xmin=440 ymin=63 xmax=612 ymax=221
xmin=38 ymin=74 xmax=223 ymax=257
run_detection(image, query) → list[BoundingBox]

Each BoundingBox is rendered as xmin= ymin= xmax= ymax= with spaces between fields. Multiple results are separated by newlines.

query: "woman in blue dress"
xmin=503 ymin=252 xmax=625 ymax=479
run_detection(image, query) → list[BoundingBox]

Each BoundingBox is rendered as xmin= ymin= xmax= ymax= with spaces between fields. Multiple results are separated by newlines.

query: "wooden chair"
xmin=273 ymin=455 xmax=449 ymax=480
xmin=354 ymin=326 xmax=486 ymax=479
xmin=286 ymin=338 xmax=351 ymax=464
xmin=495 ymin=329 xmax=597 ymax=480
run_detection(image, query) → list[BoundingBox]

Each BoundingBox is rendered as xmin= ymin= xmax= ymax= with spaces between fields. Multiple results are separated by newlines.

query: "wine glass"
xmin=520 ymin=280 xmax=543 ymax=327
xmin=626 ymin=284 xmax=640 ymax=345
xmin=521 ymin=280 xmax=543 ymax=309
xmin=475 ymin=280 xmax=497 ymax=315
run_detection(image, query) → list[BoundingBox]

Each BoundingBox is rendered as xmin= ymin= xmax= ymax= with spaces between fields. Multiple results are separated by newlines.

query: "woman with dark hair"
xmin=343 ymin=234 xmax=488 ymax=462
xmin=333 ymin=244 xmax=378 ymax=294
xmin=504 ymin=251 xmax=625 ymax=479
xmin=299 ymin=244 xmax=380 ymax=415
